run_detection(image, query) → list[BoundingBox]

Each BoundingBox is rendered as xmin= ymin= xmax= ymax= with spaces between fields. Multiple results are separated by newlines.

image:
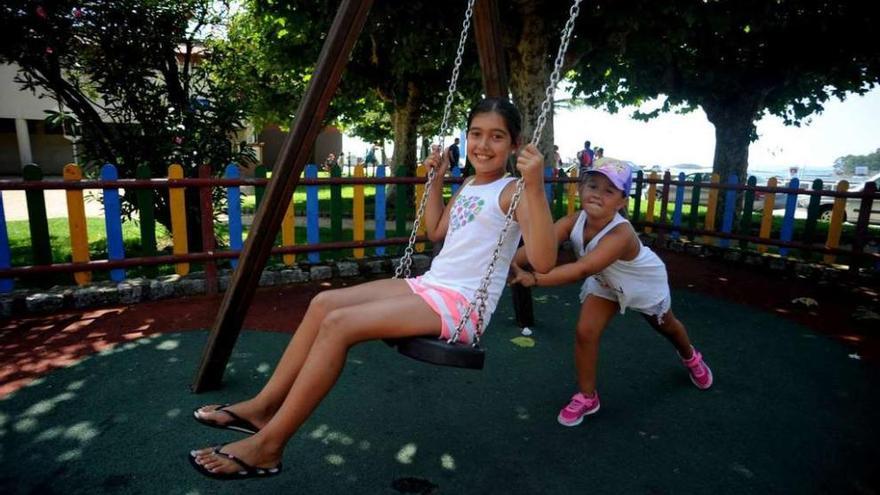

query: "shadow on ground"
xmin=1 ymin=286 xmax=878 ymax=494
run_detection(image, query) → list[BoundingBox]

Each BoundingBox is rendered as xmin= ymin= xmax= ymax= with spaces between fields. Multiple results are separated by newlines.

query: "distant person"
xmin=448 ymin=137 xmax=461 ymax=171
xmin=553 ymin=145 xmax=563 ymax=169
xmin=577 ymin=140 xmax=594 ymax=173
xmin=323 ymin=153 xmax=338 ymax=172
xmin=595 ymin=147 xmax=604 ymax=160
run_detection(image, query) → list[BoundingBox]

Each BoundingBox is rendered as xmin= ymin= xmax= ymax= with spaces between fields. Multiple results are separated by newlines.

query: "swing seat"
xmin=384 ymin=337 xmax=485 ymax=370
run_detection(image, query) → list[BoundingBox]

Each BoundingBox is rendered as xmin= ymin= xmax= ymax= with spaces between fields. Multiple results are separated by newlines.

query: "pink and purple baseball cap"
xmin=586 ymin=158 xmax=633 ymax=196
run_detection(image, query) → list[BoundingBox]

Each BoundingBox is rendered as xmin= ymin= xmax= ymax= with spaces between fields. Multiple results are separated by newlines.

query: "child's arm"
xmin=423 ymin=146 xmax=454 ymax=242
xmin=512 ymin=144 xmax=557 ymax=273
xmin=512 ymin=212 xmax=577 ymax=268
xmin=512 ymin=224 xmax=635 ymax=287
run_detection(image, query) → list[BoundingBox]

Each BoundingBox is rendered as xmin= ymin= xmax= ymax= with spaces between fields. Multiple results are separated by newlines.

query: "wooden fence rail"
xmin=0 ymin=165 xmax=877 ymax=294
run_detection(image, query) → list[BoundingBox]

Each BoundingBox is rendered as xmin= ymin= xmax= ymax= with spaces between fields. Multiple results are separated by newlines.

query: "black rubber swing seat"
xmin=384 ymin=336 xmax=485 ymax=370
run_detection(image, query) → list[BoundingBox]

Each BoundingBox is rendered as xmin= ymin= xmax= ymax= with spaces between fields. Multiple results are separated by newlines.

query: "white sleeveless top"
xmin=570 ymin=211 xmax=668 ymax=313
xmin=421 ymin=177 xmax=522 ymax=328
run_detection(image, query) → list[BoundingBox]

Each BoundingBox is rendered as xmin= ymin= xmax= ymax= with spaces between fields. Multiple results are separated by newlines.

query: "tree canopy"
xmin=565 ymin=0 xmax=880 ymax=180
xmin=215 ymin=0 xmax=483 ymax=171
xmin=0 ymin=0 xmax=252 ymax=246
xmin=834 ymin=149 xmax=880 ymax=175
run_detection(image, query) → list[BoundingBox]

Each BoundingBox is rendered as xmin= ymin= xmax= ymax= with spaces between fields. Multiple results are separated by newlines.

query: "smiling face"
xmin=580 ymin=172 xmax=628 ymax=217
xmin=466 ymin=111 xmax=518 ymax=176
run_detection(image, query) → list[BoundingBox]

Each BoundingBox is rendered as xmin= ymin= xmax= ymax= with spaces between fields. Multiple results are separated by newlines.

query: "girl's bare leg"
xmin=193 ymin=293 xmax=442 ymax=473
xmin=194 ymin=278 xmax=414 ymax=430
xmin=574 ymin=295 xmax=618 ymax=395
xmin=641 ymin=309 xmax=694 ymax=358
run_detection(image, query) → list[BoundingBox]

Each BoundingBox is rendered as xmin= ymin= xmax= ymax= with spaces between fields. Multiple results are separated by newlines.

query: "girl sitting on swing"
xmin=189 ymin=97 xmax=558 ymax=479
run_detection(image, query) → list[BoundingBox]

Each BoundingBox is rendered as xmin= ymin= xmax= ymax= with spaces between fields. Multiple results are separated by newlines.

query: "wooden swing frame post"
xmin=192 ymin=0 xmax=515 ymax=392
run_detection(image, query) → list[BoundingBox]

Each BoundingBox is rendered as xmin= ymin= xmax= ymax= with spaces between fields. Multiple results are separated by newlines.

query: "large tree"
xmin=0 ymin=0 xmax=251 ymax=249
xmin=216 ymin=0 xmax=483 ymax=172
xmin=565 ymin=0 xmax=880 ymax=181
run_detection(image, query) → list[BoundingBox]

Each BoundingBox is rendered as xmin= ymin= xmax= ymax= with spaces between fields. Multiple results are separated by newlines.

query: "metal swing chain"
xmin=449 ymin=0 xmax=583 ymax=346
xmin=394 ymin=0 xmax=477 ymax=280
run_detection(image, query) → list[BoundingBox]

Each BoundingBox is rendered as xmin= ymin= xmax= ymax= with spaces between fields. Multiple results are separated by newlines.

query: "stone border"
xmin=0 ymin=254 xmax=432 ymax=318
xmin=641 ymin=234 xmax=880 ymax=284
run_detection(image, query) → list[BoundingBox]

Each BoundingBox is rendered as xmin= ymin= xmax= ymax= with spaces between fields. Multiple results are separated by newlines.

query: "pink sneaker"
xmin=682 ymin=347 xmax=713 ymax=390
xmin=557 ymin=391 xmax=600 ymax=427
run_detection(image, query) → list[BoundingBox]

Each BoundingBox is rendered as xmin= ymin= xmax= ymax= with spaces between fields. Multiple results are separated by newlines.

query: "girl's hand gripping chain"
xmin=424 ymin=144 xmax=451 ymax=176
xmin=516 ymin=144 xmax=545 ymax=187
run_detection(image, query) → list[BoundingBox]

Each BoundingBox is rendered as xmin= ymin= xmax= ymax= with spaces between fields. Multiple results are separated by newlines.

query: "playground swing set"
xmin=192 ymin=0 xmax=582 ymax=392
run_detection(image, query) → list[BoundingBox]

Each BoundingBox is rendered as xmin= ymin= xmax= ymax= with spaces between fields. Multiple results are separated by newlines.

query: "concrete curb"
xmin=0 ymin=254 xmax=432 ymax=318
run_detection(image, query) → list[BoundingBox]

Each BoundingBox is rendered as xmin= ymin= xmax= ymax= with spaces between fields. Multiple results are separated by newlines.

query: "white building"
xmin=0 ymin=63 xmax=77 ymax=176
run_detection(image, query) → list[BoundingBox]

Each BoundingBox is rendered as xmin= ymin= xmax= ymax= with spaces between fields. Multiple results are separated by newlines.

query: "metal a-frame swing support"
xmin=191 ymin=0 xmax=514 ymax=392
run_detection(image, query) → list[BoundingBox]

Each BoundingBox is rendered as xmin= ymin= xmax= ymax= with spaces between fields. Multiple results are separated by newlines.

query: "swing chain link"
xmin=394 ymin=0 xmax=476 ymax=280
xmin=449 ymin=0 xmax=583 ymax=346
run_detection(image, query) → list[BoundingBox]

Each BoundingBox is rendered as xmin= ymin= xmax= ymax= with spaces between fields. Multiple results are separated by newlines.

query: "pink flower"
xmin=36 ymin=6 xmax=47 ymax=19
xmin=45 ymin=46 xmax=53 ymax=54
xmin=74 ymin=8 xmax=83 ymax=18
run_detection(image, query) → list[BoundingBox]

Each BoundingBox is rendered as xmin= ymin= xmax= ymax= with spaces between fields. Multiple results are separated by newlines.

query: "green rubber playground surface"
xmin=1 ymin=285 xmax=878 ymax=494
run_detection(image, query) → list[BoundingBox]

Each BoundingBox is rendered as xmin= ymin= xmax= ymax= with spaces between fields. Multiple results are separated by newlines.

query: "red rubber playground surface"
xmin=1 ymin=250 xmax=878 ymax=494
xmin=3 ymin=250 xmax=877 ymax=398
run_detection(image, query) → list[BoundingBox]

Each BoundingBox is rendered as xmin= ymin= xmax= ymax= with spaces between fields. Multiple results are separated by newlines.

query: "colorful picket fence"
xmin=630 ymin=170 xmax=879 ymax=270
xmin=0 ymin=164 xmax=877 ymax=295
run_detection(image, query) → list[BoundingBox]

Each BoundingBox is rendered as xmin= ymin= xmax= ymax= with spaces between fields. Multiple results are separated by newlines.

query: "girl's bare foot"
xmin=190 ymin=436 xmax=282 ymax=476
xmin=193 ymin=400 xmax=273 ymax=434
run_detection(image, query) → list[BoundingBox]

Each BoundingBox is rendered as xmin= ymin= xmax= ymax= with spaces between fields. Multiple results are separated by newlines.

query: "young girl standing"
xmin=510 ymin=159 xmax=713 ymax=427
xmin=189 ymin=97 xmax=557 ymax=478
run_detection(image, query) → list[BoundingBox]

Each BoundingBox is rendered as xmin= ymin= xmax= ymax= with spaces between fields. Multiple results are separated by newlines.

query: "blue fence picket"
xmin=719 ymin=174 xmax=738 ymax=248
xmin=671 ymin=172 xmax=685 ymax=240
xmin=0 ymin=193 xmax=12 ymax=293
xmin=779 ymin=178 xmax=800 ymax=256
xmin=306 ymin=164 xmax=320 ymax=262
xmin=375 ymin=165 xmax=386 ymax=256
xmin=544 ymin=166 xmax=554 ymax=202
xmin=225 ymin=164 xmax=243 ymax=269
xmin=101 ymin=164 xmax=126 ymax=281
xmin=450 ymin=166 xmax=462 ymax=196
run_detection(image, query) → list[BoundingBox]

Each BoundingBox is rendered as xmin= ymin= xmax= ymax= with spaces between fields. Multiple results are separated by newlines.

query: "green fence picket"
xmin=803 ymin=179 xmax=823 ymax=246
xmin=738 ymin=176 xmax=757 ymax=249
xmin=23 ymin=164 xmax=52 ymax=265
xmin=255 ymin=165 xmax=268 ymax=210
xmin=395 ymin=165 xmax=409 ymax=239
xmin=135 ymin=165 xmax=157 ymax=257
xmin=632 ymin=171 xmax=642 ymax=223
xmin=554 ymin=178 xmax=565 ymax=218
xmin=330 ymin=164 xmax=342 ymax=241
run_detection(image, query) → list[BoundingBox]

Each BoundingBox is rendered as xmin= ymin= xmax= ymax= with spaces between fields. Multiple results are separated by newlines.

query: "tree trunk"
xmin=702 ymin=94 xmax=764 ymax=182
xmin=390 ymin=81 xmax=422 ymax=174
xmin=508 ymin=7 xmax=555 ymax=161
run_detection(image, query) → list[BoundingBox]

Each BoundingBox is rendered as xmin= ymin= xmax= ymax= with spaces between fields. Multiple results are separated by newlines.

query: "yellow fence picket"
xmin=168 ymin=164 xmax=189 ymax=275
xmin=824 ymin=180 xmax=849 ymax=264
xmin=63 ymin=164 xmax=91 ymax=285
xmin=645 ymin=172 xmax=657 ymax=233
xmin=757 ymin=177 xmax=777 ymax=253
xmin=702 ymin=173 xmax=720 ymax=245
xmin=353 ymin=164 xmax=366 ymax=258
xmin=282 ymin=196 xmax=296 ymax=266
xmin=415 ymin=164 xmax=427 ymax=253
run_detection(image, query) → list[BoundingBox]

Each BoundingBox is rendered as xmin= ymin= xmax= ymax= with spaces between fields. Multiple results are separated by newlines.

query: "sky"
xmin=343 ymin=86 xmax=880 ymax=173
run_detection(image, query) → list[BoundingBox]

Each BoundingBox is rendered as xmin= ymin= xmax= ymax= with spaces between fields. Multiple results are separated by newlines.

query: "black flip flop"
xmin=188 ymin=444 xmax=282 ymax=480
xmin=192 ymin=404 xmax=260 ymax=435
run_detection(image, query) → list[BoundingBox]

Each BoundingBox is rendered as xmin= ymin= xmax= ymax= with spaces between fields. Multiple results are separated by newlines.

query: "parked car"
xmin=798 ymin=172 xmax=880 ymax=224
xmin=646 ymin=173 xmax=792 ymax=211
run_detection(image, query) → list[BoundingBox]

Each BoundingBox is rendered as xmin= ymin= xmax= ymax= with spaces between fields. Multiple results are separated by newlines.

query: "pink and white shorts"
xmin=406 ymin=276 xmax=479 ymax=344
